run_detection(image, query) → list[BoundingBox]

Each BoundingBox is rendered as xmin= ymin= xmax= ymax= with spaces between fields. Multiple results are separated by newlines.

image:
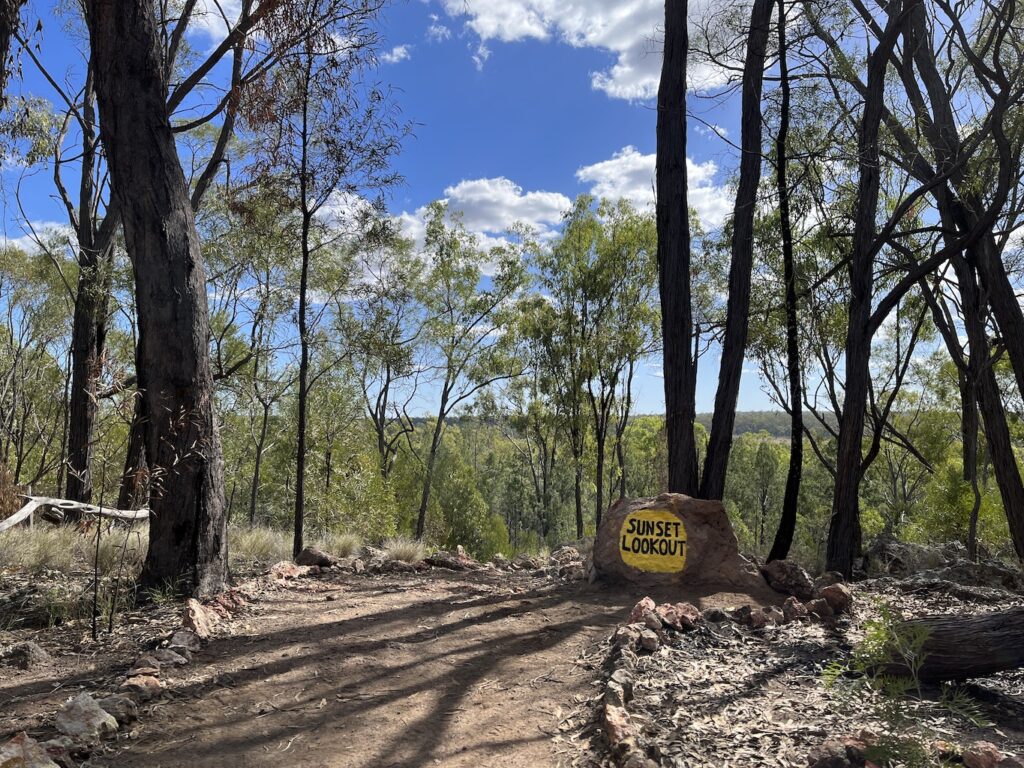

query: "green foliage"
xmin=824 ymin=600 xmax=989 ymax=767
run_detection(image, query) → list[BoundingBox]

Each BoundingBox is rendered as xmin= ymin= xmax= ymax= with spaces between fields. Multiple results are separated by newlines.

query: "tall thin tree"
xmin=767 ymin=0 xmax=802 ymax=562
xmin=657 ymin=0 xmax=699 ymax=496
xmin=701 ymin=0 xmax=773 ymax=501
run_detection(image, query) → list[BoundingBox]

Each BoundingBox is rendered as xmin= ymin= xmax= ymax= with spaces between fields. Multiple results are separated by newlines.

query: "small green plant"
xmin=382 ymin=535 xmax=426 ymax=563
xmin=824 ymin=600 xmax=985 ymax=767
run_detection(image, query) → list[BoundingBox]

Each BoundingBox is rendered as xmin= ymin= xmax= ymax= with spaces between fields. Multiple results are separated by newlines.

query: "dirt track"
xmin=81 ymin=569 xmax=774 ymax=768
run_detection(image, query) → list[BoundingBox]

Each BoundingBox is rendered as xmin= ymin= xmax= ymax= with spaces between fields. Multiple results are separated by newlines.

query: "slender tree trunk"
xmin=594 ymin=423 xmax=606 ymax=528
xmin=768 ymin=0 xmax=802 ymax=563
xmin=827 ymin=2 xmax=908 ymax=578
xmin=294 ymin=211 xmax=311 ymax=558
xmin=293 ymin=51 xmax=314 ymax=560
xmin=415 ymin=395 xmax=447 ymax=540
xmin=117 ymin=393 xmax=148 ymax=511
xmin=66 ymin=255 xmax=112 ymax=504
xmin=657 ymin=0 xmax=699 ymax=496
xmin=86 ymin=0 xmax=228 ymax=596
xmin=573 ymin=444 xmax=584 ymax=539
xmin=701 ymin=0 xmax=773 ymax=501
xmin=615 ymin=358 xmax=636 ymax=500
xmin=249 ymin=399 xmax=270 ymax=525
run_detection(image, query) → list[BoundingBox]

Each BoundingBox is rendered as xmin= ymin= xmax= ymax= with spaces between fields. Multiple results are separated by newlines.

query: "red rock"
xmin=965 ymin=742 xmax=1005 ymax=768
xmin=119 ymin=674 xmax=165 ymax=702
xmin=0 ymin=732 xmax=60 ymax=767
xmin=782 ymin=596 xmax=808 ymax=621
xmin=269 ymin=561 xmax=318 ymax=579
xmin=638 ymin=629 xmax=660 ymax=652
xmin=642 ymin=611 xmax=662 ymax=630
xmin=603 ymin=703 xmax=634 ymax=747
xmin=760 ymin=559 xmax=815 ymax=600
xmin=295 ymin=546 xmax=339 ymax=567
xmin=806 ymin=598 xmax=835 ymax=619
xmin=627 ymin=597 xmax=656 ymax=624
xmin=127 ymin=654 xmax=160 ymax=677
xmin=818 ymin=583 xmax=854 ymax=615
xmin=183 ymin=598 xmax=218 ymax=640
xmin=655 ymin=601 xmax=701 ymax=631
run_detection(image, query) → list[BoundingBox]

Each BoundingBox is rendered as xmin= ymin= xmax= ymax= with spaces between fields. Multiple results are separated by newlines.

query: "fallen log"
xmin=879 ymin=607 xmax=1024 ymax=682
xmin=0 ymin=496 xmax=149 ymax=533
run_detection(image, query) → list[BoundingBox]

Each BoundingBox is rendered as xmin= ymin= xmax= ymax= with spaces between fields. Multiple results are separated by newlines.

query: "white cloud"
xmin=381 ymin=44 xmax=412 ymax=64
xmin=1 ymin=221 xmax=73 ymax=253
xmin=472 ymin=41 xmax=491 ymax=71
xmin=575 ymin=145 xmax=732 ymax=228
xmin=427 ymin=14 xmax=452 ymax=42
xmin=438 ymin=0 xmax=731 ymax=100
xmin=395 ymin=177 xmax=572 ymax=267
xmin=189 ymin=0 xmax=242 ymax=44
xmin=441 ymin=177 xmax=570 ymax=237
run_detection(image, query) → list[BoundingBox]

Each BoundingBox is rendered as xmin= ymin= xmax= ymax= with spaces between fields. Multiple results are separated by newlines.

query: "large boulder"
xmin=592 ymin=494 xmax=763 ymax=590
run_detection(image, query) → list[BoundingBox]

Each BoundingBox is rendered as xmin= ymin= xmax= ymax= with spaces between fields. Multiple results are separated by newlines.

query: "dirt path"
xmin=88 ymin=569 xmax=772 ymax=768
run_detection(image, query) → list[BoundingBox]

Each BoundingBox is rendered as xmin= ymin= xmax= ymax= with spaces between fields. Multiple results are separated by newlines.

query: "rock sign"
xmin=592 ymin=493 xmax=763 ymax=590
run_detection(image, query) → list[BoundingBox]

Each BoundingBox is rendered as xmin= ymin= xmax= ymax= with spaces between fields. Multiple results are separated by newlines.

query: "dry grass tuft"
xmin=315 ymin=531 xmax=363 ymax=558
xmin=0 ymin=524 xmax=147 ymax=577
xmin=382 ymin=535 xmax=426 ymax=563
xmin=228 ymin=525 xmax=292 ymax=567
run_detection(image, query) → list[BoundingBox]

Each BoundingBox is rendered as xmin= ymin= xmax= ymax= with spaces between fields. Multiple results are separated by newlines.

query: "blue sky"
xmin=375 ymin=0 xmax=772 ymax=413
xmin=2 ymin=0 xmax=777 ymax=414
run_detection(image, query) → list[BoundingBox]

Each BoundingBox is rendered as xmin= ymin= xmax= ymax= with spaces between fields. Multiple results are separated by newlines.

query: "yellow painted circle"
xmin=619 ymin=508 xmax=687 ymax=573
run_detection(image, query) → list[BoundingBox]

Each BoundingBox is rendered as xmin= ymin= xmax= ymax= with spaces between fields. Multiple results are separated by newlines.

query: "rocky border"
xmin=0 ymin=588 xmax=251 ymax=767
xmin=596 ymin=559 xmax=861 ymax=768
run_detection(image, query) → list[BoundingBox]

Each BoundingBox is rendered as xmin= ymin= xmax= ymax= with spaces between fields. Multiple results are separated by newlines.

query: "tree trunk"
xmin=249 ymin=399 xmax=270 ymax=525
xmin=574 ymin=451 xmax=584 ymax=539
xmin=656 ymin=0 xmax=699 ymax=496
xmin=700 ymin=0 xmax=773 ymax=501
xmin=768 ymin=0 xmax=802 ymax=564
xmin=117 ymin=393 xmax=148 ymax=511
xmin=293 ymin=210 xmax=311 ymax=558
xmin=86 ymin=0 xmax=228 ymax=596
xmin=65 ymin=255 xmax=112 ymax=504
xmin=826 ymin=2 xmax=907 ymax=578
xmin=0 ymin=0 xmax=24 ymax=106
xmin=879 ymin=608 xmax=1024 ymax=683
xmin=594 ymin=423 xmax=606 ymax=529
xmin=415 ymin=390 xmax=448 ymax=540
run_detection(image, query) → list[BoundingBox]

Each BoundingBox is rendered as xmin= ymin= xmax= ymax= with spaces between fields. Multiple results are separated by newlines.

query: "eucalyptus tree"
xmin=0 ymin=0 xmax=22 ymax=104
xmin=412 ymin=203 xmax=528 ymax=540
xmin=657 ymin=0 xmax=700 ymax=496
xmin=799 ymin=0 xmax=1024 ymax=572
xmin=701 ymin=0 xmax=773 ymax=502
xmin=85 ymin=0 xmax=229 ymax=595
xmin=345 ymin=234 xmax=425 ymax=482
xmin=240 ymin=0 xmax=403 ymax=556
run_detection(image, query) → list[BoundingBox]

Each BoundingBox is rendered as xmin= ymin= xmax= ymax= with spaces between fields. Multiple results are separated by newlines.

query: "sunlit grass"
xmin=382 ymin=535 xmax=426 ymax=563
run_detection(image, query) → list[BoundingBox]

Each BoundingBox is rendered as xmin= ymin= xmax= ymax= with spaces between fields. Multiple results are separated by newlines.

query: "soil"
xmin=1 ymin=567 xmax=779 ymax=768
